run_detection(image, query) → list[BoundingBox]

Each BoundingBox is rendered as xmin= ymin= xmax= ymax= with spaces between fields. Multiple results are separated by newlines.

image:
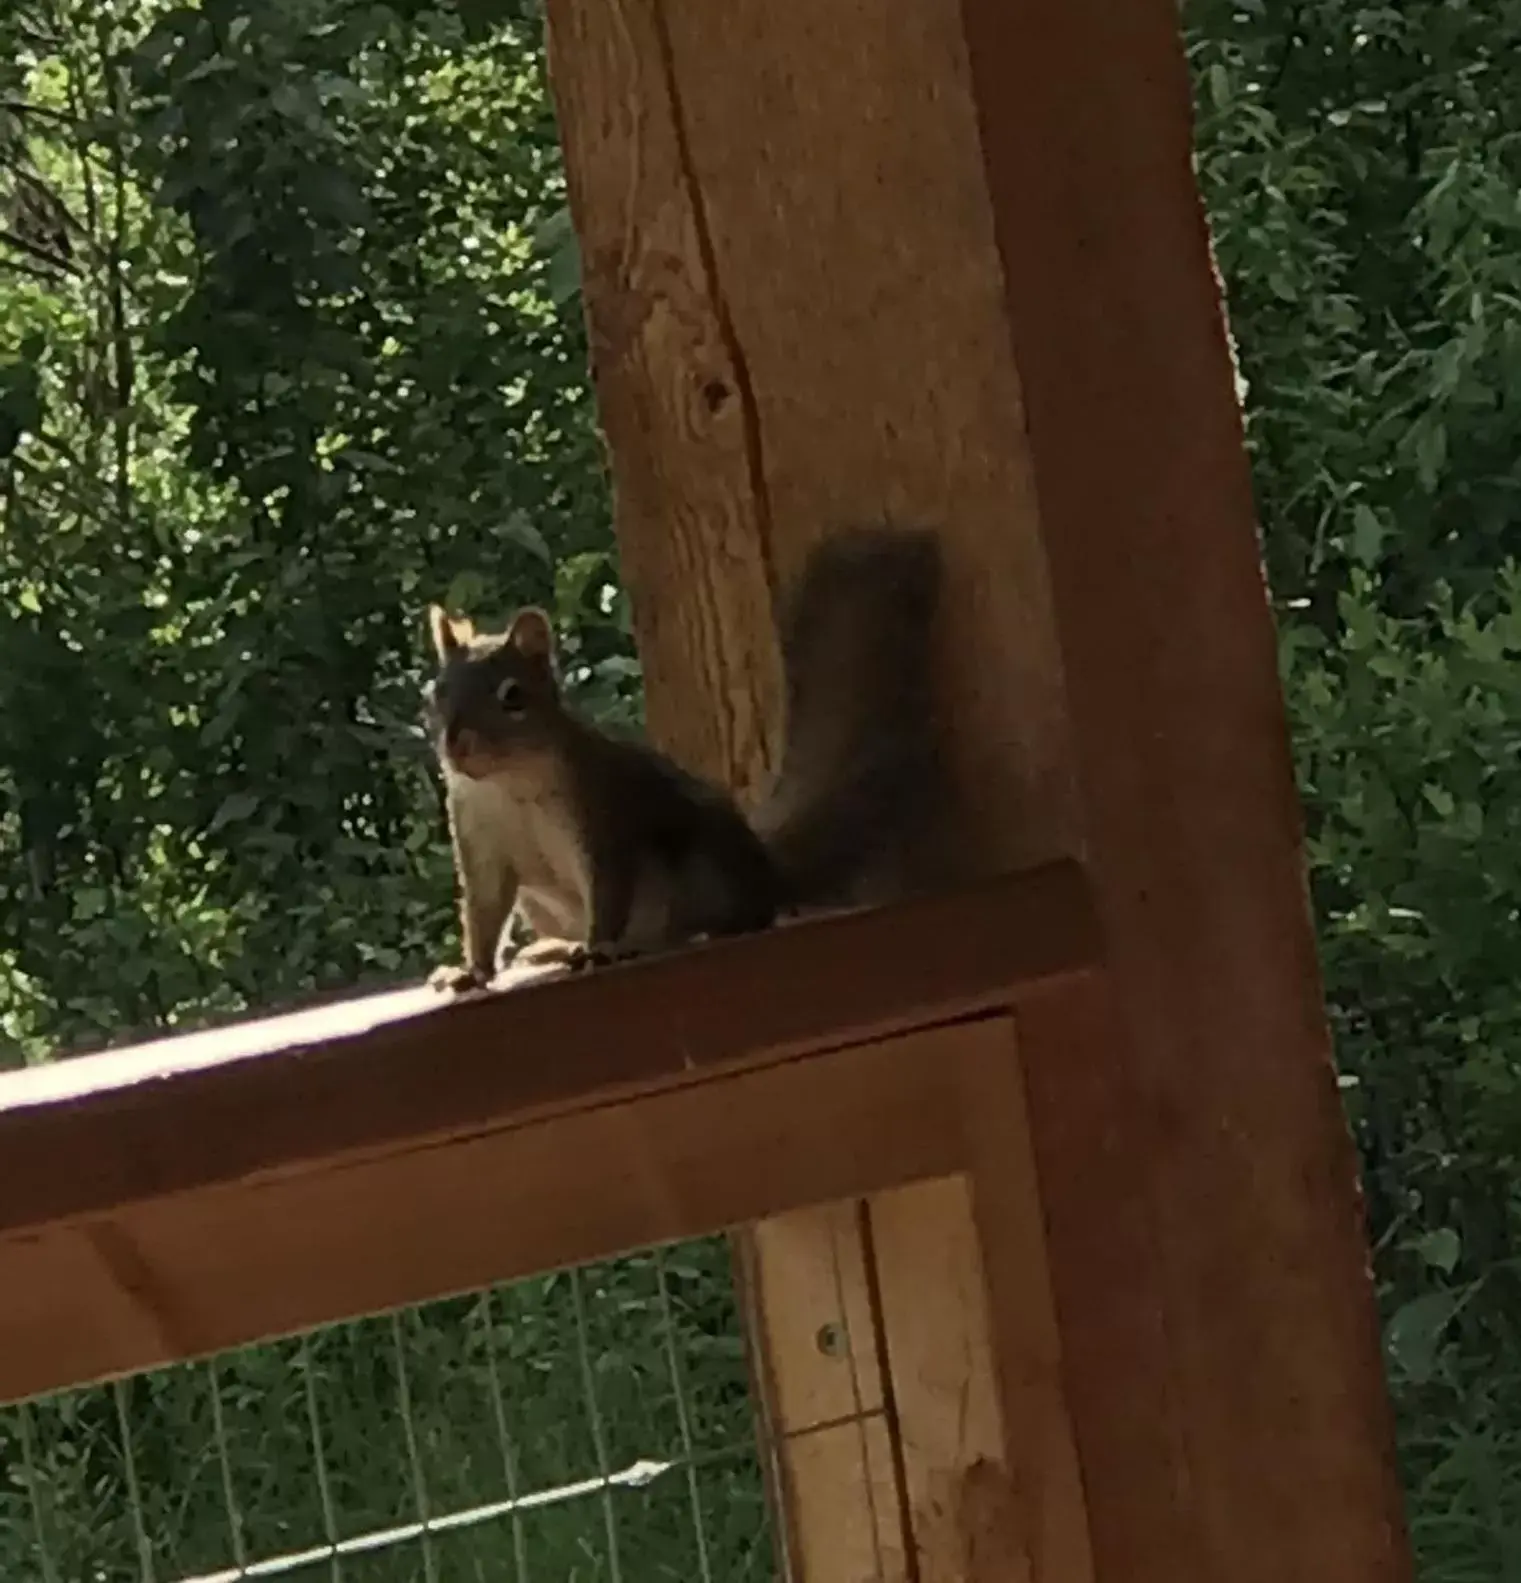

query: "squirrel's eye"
xmin=496 ymin=678 xmax=525 ymax=712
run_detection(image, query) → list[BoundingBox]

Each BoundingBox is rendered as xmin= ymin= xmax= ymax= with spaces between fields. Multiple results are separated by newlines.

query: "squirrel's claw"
xmin=428 ymin=963 xmax=488 ymax=995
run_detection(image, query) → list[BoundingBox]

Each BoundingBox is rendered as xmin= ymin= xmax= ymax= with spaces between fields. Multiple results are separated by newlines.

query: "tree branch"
xmin=0 ymin=98 xmax=83 ymax=128
xmin=0 ymin=226 xmax=79 ymax=276
xmin=0 ymin=253 xmax=64 ymax=285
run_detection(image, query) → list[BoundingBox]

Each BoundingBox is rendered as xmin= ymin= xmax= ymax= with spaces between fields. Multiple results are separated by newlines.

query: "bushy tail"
xmin=752 ymin=525 xmax=945 ymax=912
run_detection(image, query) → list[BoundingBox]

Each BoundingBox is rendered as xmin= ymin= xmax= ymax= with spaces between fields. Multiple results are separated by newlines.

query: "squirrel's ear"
xmin=428 ymin=606 xmax=475 ymax=660
xmin=506 ymin=606 xmax=555 ymax=664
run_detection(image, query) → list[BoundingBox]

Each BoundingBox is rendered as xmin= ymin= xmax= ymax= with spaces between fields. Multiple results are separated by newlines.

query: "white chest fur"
xmin=446 ymin=763 xmax=590 ymax=937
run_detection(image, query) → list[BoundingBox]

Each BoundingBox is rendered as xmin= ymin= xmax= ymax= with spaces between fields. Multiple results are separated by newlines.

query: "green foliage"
xmin=1 ymin=0 xmax=1519 ymax=1575
xmin=0 ymin=1248 xmax=774 ymax=1581
xmin=1190 ymin=0 xmax=1521 ymax=621
xmin=0 ymin=0 xmax=632 ymax=1062
xmin=1191 ymin=5 xmax=1521 ymax=1575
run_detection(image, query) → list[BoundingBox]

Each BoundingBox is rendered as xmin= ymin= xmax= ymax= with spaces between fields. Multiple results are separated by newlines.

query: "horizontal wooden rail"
xmin=0 ymin=1020 xmax=1014 ymax=1406
xmin=0 ymin=860 xmax=1094 ymax=1234
xmin=0 ymin=861 xmax=1098 ymax=1405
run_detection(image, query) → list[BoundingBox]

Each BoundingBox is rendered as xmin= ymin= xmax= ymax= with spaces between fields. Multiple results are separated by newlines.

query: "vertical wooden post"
xmin=541 ymin=0 xmax=1410 ymax=1575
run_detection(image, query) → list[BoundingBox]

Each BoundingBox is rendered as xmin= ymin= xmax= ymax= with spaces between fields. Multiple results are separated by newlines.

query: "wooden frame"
xmin=0 ymin=862 xmax=1092 ymax=1408
xmin=0 ymin=857 xmax=1405 ymax=1583
xmin=1 ymin=0 xmax=1414 ymax=1573
xmin=534 ymin=0 xmax=1411 ymax=1573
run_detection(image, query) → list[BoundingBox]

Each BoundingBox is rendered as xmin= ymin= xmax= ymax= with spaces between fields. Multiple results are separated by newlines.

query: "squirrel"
xmin=423 ymin=524 xmax=943 ymax=991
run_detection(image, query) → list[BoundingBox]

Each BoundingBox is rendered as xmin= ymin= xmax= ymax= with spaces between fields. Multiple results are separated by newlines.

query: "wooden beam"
xmin=543 ymin=0 xmax=1407 ymax=1577
xmin=958 ymin=0 xmax=1412 ymax=1573
xmin=0 ymin=1016 xmax=1009 ymax=1408
xmin=545 ymin=0 xmax=1075 ymax=862
xmin=0 ymin=863 xmax=1094 ymax=1237
xmin=737 ymin=1202 xmax=904 ymax=1583
xmin=542 ymin=1 xmax=1079 ymax=1571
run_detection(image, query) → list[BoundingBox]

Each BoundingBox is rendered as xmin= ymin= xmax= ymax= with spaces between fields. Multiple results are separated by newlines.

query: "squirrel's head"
xmin=423 ymin=604 xmax=566 ymax=779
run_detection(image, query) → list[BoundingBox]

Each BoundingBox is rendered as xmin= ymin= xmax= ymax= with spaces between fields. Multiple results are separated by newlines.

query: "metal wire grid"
xmin=0 ymin=1234 xmax=890 ymax=1583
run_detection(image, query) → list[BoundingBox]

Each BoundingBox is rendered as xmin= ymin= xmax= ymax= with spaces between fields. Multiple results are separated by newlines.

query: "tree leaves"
xmin=1414 ymin=1227 xmax=1462 ymax=1276
xmin=207 ymin=790 xmax=260 ymax=833
xmin=1386 ymin=1286 xmax=1474 ymax=1387
xmin=533 ymin=202 xmax=582 ymax=306
xmin=1190 ymin=0 xmax=1521 ymax=614
xmin=1192 ymin=6 xmax=1521 ymax=1558
xmin=0 ymin=0 xmax=611 ymax=1061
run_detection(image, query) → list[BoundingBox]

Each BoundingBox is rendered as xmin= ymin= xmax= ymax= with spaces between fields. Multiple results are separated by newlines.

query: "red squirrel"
xmin=423 ymin=525 xmax=943 ymax=987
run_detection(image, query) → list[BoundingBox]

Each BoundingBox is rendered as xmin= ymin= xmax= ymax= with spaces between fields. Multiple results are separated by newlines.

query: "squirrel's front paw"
xmin=428 ymin=963 xmax=487 ymax=995
xmin=513 ymin=937 xmax=584 ymax=968
xmin=501 ymin=939 xmax=643 ymax=976
xmin=521 ymin=940 xmax=609 ymax=973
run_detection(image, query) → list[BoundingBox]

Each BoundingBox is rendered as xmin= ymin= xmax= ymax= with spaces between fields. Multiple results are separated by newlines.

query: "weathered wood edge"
xmin=0 ymin=860 xmax=1096 ymax=1237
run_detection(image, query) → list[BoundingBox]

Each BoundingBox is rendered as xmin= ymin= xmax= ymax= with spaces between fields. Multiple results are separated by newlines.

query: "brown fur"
xmin=424 ymin=524 xmax=944 ymax=986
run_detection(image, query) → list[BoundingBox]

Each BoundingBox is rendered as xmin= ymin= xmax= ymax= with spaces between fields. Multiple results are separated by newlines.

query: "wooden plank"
xmin=955 ymin=0 xmax=1413 ymax=1574
xmin=543 ymin=0 xmax=781 ymax=800
xmin=547 ymin=0 xmax=1405 ymax=1575
xmin=0 ymin=863 xmax=1094 ymax=1237
xmin=0 ymin=1020 xmax=985 ymax=1407
xmin=737 ymin=1203 xmax=905 ymax=1583
xmin=1009 ymin=977 xmax=1201 ymax=1575
xmin=547 ymin=0 xmax=1076 ymax=866
xmin=950 ymin=1016 xmax=1094 ymax=1583
xmin=542 ymin=0 xmax=1080 ymax=1572
xmin=865 ymin=1175 xmax=1010 ymax=1581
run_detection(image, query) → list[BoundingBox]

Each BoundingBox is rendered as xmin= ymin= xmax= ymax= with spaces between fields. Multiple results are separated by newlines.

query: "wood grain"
xmin=0 ymin=1021 xmax=986 ymax=1407
xmin=738 ymin=1203 xmax=905 ymax=1583
xmin=541 ymin=0 xmax=1082 ymax=1572
xmin=545 ymin=0 xmax=780 ymax=801
xmin=652 ymin=0 xmax=1080 ymax=869
xmin=542 ymin=0 xmax=1407 ymax=1576
xmin=958 ymin=0 xmax=1412 ymax=1572
xmin=865 ymin=1175 xmax=1013 ymax=1582
xmin=953 ymin=1020 xmax=1094 ymax=1583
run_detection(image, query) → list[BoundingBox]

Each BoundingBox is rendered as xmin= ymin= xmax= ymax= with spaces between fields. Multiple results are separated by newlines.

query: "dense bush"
xmin=1191 ymin=3 xmax=1521 ymax=1566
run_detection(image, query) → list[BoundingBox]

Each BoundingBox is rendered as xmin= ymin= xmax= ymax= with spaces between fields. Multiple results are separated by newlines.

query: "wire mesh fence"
xmin=0 ymin=1234 xmax=878 ymax=1583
